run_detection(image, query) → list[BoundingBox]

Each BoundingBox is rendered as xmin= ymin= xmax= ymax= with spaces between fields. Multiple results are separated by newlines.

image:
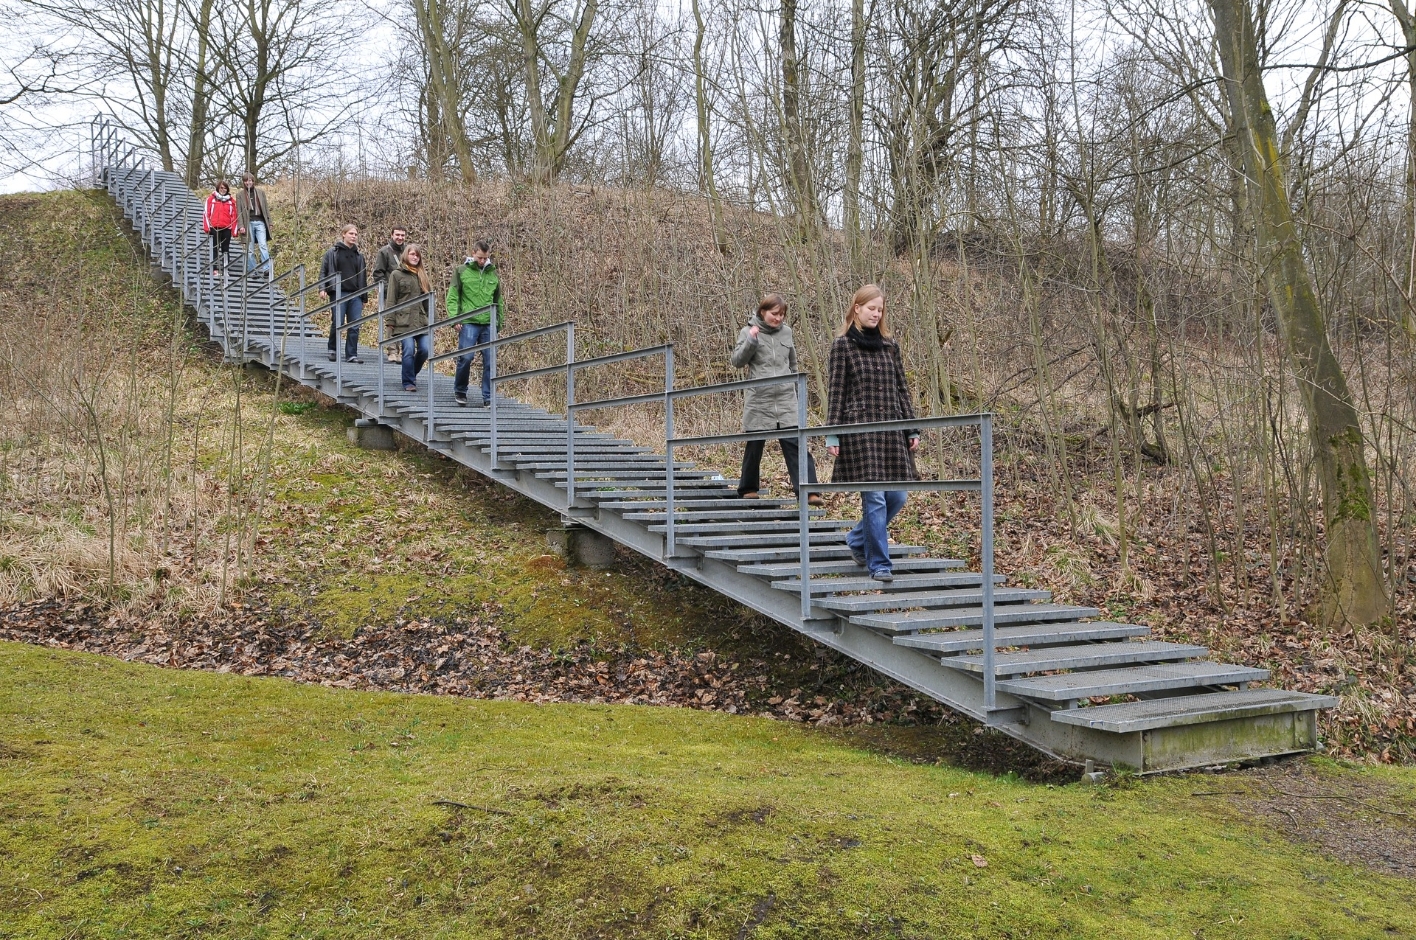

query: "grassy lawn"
xmin=3 ymin=641 xmax=1413 ymax=939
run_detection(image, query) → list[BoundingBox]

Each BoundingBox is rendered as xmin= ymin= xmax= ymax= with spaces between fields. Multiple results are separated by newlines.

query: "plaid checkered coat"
xmin=826 ymin=334 xmax=919 ymax=483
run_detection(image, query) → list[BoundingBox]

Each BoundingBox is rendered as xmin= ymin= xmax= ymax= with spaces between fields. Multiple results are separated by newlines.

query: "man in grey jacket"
xmin=371 ymin=227 xmax=407 ymax=362
xmin=730 ymin=293 xmax=820 ymax=503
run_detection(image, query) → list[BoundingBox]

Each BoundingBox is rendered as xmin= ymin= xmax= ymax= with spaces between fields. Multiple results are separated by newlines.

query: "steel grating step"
xmin=680 ymin=532 xmax=852 ymax=547
xmin=775 ymin=569 xmax=996 ymax=591
xmin=850 ymin=603 xmax=1101 ymax=635
xmin=623 ymin=508 xmax=825 ymax=521
xmin=940 ymin=639 xmax=1207 ymax=677
xmin=813 ymin=586 xmax=1049 ymax=613
xmin=648 ymin=520 xmax=852 ymax=534
xmin=742 ymin=557 xmax=964 ymax=578
xmin=706 ymin=544 xmax=930 ymax=564
xmin=1048 ymin=689 xmax=1339 ymax=733
xmin=996 ymin=661 xmax=1269 ymax=701
xmin=892 ymin=620 xmax=1150 ymax=655
xmin=601 ymin=498 xmax=795 ymax=510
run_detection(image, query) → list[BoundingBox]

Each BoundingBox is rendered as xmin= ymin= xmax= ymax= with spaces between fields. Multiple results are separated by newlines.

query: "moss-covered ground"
xmin=2 ymin=641 xmax=1414 ymax=939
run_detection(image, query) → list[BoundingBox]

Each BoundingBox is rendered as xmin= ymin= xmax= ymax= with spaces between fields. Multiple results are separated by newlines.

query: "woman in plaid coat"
xmin=826 ymin=284 xmax=919 ymax=581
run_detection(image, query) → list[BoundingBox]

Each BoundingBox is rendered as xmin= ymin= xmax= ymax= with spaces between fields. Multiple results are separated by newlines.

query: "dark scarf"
xmin=846 ymin=323 xmax=884 ymax=351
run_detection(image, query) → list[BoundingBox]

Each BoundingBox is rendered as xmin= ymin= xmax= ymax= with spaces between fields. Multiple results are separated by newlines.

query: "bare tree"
xmin=1210 ymin=0 xmax=1390 ymax=624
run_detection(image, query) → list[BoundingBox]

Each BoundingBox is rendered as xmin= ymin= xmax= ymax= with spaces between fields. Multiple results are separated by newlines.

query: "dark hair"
xmin=392 ymin=225 xmax=407 ymax=234
xmin=215 ymin=180 xmax=230 ymax=194
xmin=474 ymin=239 xmax=491 ymax=253
xmin=241 ymin=172 xmax=255 ymax=185
xmin=758 ymin=293 xmax=787 ymax=317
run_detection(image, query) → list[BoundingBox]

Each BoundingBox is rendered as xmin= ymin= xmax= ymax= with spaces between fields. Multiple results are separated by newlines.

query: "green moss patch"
xmin=3 ymin=641 xmax=1414 ymax=938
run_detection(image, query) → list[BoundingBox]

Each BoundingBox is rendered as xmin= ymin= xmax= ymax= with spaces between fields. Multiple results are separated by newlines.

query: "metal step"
xmin=679 ymin=532 xmax=852 ymax=548
xmin=705 ymin=544 xmax=929 ymax=563
xmin=997 ymin=661 xmax=1269 ymax=702
xmin=893 ymin=620 xmax=1150 ymax=655
xmin=740 ymin=557 xmax=964 ymax=578
xmin=773 ymin=572 xmax=1001 ymax=593
xmin=941 ymin=640 xmax=1207 ymax=677
xmin=815 ymin=587 xmax=1050 ymax=614
xmin=1049 ymin=689 xmax=1339 ymax=733
xmin=623 ymin=508 xmax=824 ymax=521
xmin=648 ymin=520 xmax=852 ymax=534
xmin=602 ymin=498 xmax=796 ymax=510
xmin=850 ymin=603 xmax=1101 ymax=635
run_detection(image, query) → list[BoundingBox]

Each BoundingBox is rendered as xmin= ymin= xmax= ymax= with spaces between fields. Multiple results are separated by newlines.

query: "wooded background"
xmin=2 ymin=0 xmax=1413 ymax=628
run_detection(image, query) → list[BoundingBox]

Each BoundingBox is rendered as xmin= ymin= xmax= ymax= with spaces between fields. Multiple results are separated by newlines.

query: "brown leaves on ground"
xmin=0 ymin=594 xmax=951 ymax=732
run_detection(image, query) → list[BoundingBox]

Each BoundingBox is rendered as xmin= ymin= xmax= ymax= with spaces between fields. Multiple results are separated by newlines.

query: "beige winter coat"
xmin=730 ymin=316 xmax=801 ymax=432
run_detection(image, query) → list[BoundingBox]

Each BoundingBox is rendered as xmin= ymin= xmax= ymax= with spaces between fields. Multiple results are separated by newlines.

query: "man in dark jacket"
xmin=372 ymin=227 xmax=407 ymax=363
xmin=319 ymin=224 xmax=368 ymax=363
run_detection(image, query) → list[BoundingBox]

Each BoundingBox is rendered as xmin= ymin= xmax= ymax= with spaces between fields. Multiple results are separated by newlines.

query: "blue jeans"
xmin=401 ymin=333 xmax=431 ymax=388
xmin=246 ymin=219 xmax=271 ymax=274
xmin=454 ymin=323 xmax=493 ymax=402
xmin=846 ymin=490 xmax=907 ymax=575
xmin=328 ymin=296 xmax=363 ymax=359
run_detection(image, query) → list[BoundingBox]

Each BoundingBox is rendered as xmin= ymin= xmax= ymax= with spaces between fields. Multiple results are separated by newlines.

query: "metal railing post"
xmin=425 ymin=294 xmax=436 ymax=442
xmin=981 ymin=414 xmax=996 ymax=713
xmin=664 ymin=346 xmax=676 ymax=557
xmin=798 ymin=373 xmax=812 ymax=620
xmin=488 ymin=305 xmax=499 ymax=455
xmin=334 ymin=279 xmax=343 ymax=395
xmin=557 ymin=348 xmax=569 ymax=506
xmin=298 ymin=267 xmax=308 ymax=379
xmin=377 ymin=288 xmax=387 ymax=415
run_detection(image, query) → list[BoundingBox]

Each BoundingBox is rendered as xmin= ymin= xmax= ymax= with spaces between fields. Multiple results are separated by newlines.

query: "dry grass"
xmin=0 ymin=191 xmax=274 ymax=615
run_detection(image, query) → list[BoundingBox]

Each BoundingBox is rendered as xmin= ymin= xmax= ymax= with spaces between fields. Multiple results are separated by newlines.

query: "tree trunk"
xmin=183 ymin=0 xmax=215 ymax=187
xmin=1210 ymin=0 xmax=1389 ymax=624
xmin=779 ymin=0 xmax=817 ymax=235
xmin=1389 ymin=0 xmax=1416 ymax=333
xmin=692 ymin=0 xmax=727 ymax=253
xmin=412 ymin=0 xmax=477 ymax=184
xmin=844 ymin=0 xmax=864 ymax=267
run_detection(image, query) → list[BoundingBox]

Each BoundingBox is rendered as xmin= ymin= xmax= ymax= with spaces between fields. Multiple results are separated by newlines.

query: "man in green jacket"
xmin=448 ymin=239 xmax=507 ymax=406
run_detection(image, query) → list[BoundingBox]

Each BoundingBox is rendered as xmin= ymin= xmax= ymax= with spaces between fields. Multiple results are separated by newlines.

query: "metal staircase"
xmin=93 ymin=120 xmax=1337 ymax=773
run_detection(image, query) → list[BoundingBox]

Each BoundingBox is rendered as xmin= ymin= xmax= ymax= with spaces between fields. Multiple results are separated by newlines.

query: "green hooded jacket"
xmin=446 ymin=259 xmax=506 ymax=328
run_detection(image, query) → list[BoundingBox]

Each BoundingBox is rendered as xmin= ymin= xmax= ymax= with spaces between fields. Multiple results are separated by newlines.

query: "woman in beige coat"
xmin=729 ymin=293 xmax=820 ymax=504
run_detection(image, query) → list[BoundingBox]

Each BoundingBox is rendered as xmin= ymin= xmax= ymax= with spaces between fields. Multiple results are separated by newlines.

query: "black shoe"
xmin=849 ymin=547 xmax=867 ymax=568
xmin=347 ymin=356 xmax=364 ymax=364
xmin=871 ymin=570 xmax=894 ymax=583
xmin=454 ymin=393 xmax=468 ymax=406
xmin=327 ymin=352 xmax=336 ymax=362
xmin=482 ymin=400 xmax=491 ymax=407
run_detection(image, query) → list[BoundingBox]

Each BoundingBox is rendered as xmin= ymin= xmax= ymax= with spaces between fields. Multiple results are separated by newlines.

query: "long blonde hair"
xmin=402 ymin=243 xmax=431 ymax=293
xmin=837 ymin=284 xmax=891 ymax=337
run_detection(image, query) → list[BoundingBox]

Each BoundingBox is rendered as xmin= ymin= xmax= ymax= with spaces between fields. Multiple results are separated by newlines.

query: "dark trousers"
xmin=210 ymin=229 xmax=231 ymax=272
xmin=739 ymin=434 xmax=818 ymax=495
xmin=326 ymin=296 xmax=363 ymax=359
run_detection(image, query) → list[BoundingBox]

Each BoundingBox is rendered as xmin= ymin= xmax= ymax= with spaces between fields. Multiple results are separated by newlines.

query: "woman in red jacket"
xmin=203 ymin=180 xmax=241 ymax=276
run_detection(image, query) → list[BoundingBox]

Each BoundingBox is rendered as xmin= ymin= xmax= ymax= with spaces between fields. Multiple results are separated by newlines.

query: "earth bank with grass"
xmin=3 ymin=641 xmax=1415 ymax=939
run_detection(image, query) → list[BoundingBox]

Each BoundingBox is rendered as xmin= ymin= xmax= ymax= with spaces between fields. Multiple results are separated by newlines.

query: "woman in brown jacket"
xmin=826 ymin=284 xmax=919 ymax=581
xmin=385 ymin=244 xmax=433 ymax=392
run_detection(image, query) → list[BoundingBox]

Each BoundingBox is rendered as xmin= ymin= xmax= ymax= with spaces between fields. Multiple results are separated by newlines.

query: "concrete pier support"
xmin=348 ymin=418 xmax=396 ymax=450
xmin=548 ymin=522 xmax=616 ymax=568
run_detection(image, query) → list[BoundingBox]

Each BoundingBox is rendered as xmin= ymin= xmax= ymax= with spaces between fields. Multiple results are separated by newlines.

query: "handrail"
xmin=660 ymin=376 xmax=1001 ymax=718
xmin=371 ymin=292 xmax=440 ymax=346
xmin=416 ymin=310 xmax=543 ymax=365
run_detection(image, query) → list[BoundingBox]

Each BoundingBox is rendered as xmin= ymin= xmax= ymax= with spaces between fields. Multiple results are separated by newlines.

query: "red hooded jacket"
xmin=203 ymin=192 xmax=239 ymax=234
